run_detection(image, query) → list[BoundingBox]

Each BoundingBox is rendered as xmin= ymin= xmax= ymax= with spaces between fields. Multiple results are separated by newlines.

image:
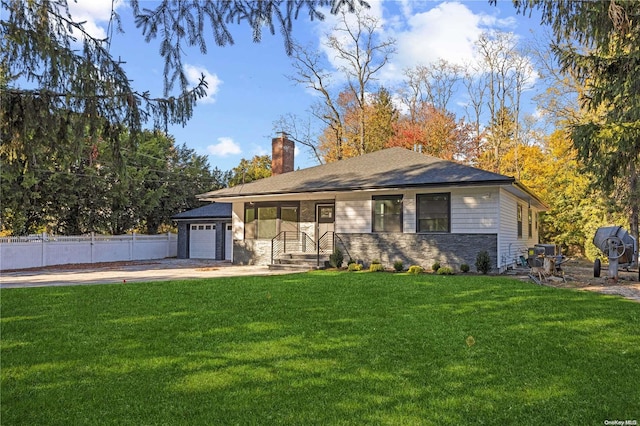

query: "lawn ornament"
xmin=592 ymin=226 xmax=639 ymax=282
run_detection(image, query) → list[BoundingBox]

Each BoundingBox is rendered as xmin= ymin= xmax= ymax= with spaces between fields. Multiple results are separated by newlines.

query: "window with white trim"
xmin=517 ymin=204 xmax=523 ymax=238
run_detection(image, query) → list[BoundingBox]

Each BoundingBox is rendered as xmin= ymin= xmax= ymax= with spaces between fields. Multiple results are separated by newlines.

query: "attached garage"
xmin=172 ymin=203 xmax=232 ymax=261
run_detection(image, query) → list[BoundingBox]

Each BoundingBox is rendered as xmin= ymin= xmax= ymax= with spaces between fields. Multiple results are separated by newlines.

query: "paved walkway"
xmin=0 ymin=259 xmax=296 ymax=289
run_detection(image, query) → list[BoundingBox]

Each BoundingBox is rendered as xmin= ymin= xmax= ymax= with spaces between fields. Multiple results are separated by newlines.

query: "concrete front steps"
xmin=269 ymin=253 xmax=330 ymax=271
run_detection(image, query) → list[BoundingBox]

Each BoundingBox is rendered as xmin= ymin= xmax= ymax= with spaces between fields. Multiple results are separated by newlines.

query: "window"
xmin=372 ymin=195 xmax=403 ymax=232
xmin=317 ymin=205 xmax=334 ymax=223
xmin=417 ymin=193 xmax=450 ymax=233
xmin=257 ymin=206 xmax=278 ymax=239
xmin=528 ymin=208 xmax=532 ymax=238
xmin=244 ymin=206 xmax=256 ymax=239
xmin=517 ymin=204 xmax=523 ymax=238
xmin=280 ymin=206 xmax=299 ymax=234
xmin=244 ymin=202 xmax=299 ymax=239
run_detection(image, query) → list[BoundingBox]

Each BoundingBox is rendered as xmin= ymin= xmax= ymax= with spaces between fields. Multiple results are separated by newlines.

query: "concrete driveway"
xmin=0 ymin=259 xmax=297 ymax=289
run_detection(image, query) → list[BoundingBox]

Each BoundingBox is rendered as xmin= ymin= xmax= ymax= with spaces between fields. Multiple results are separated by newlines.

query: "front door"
xmin=316 ymin=204 xmax=335 ymax=239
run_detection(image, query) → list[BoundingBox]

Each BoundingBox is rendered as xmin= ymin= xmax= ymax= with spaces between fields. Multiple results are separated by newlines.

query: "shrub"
xmin=475 ymin=250 xmax=492 ymax=274
xmin=329 ymin=248 xmax=344 ymax=268
xmin=436 ymin=266 xmax=454 ymax=275
xmin=369 ymin=262 xmax=385 ymax=272
xmin=407 ymin=265 xmax=424 ymax=275
xmin=393 ymin=260 xmax=404 ymax=272
xmin=348 ymin=263 xmax=363 ymax=272
xmin=460 ymin=263 xmax=470 ymax=273
xmin=431 ymin=261 xmax=441 ymax=272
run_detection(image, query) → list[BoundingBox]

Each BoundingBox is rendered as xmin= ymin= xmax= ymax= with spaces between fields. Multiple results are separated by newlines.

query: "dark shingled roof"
xmin=198 ymin=147 xmax=515 ymax=200
xmin=172 ymin=202 xmax=232 ymax=220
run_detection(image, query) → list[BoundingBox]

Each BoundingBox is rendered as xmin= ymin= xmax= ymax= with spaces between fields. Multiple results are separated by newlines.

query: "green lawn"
xmin=1 ymin=272 xmax=639 ymax=425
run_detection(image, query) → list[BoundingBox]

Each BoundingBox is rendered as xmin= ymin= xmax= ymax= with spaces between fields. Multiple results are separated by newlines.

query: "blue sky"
xmin=68 ymin=0 xmax=546 ymax=172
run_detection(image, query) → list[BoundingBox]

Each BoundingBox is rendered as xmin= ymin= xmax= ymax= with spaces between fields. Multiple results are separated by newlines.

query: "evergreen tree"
xmin=365 ymin=87 xmax=398 ymax=152
xmin=0 ymin=0 xmax=366 ymax=188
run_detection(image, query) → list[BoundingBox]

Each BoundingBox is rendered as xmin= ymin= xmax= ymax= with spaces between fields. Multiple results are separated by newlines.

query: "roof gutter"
xmin=512 ymin=181 xmax=549 ymax=210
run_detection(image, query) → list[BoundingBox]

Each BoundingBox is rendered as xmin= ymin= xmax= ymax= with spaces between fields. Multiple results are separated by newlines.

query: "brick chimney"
xmin=271 ymin=132 xmax=295 ymax=175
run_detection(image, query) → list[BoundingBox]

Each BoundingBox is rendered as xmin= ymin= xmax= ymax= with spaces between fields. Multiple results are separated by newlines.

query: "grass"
xmin=1 ymin=272 xmax=639 ymax=425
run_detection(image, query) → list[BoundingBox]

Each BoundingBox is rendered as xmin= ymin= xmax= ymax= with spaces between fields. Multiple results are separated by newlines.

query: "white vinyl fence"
xmin=0 ymin=233 xmax=177 ymax=270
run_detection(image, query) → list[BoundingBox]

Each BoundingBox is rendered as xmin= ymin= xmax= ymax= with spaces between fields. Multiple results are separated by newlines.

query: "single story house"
xmin=172 ymin=202 xmax=232 ymax=260
xmin=197 ymin=134 xmax=547 ymax=271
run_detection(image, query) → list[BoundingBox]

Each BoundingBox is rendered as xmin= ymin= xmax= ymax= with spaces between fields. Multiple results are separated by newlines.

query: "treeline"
xmin=1 ymin=129 xmax=230 ymax=236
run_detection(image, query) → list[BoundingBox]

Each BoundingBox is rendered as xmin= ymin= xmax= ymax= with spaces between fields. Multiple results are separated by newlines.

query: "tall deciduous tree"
xmin=326 ymin=8 xmax=396 ymax=155
xmin=401 ymin=60 xmax=463 ymax=117
xmin=475 ymin=31 xmax=535 ymax=174
xmin=289 ymin=40 xmax=347 ymax=161
xmin=388 ymin=104 xmax=468 ymax=162
xmin=287 ymin=5 xmax=395 ymax=161
xmin=273 ymin=113 xmax=325 ymax=165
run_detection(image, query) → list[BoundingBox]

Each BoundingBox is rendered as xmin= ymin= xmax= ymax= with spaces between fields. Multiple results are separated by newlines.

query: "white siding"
xmin=334 ymin=188 xmax=500 ymax=234
xmin=498 ymin=189 xmax=541 ymax=270
xmin=401 ymin=188 xmax=498 ymax=234
xmin=403 ymin=196 xmax=416 ymax=233
xmin=450 ymin=188 xmax=499 ymax=233
xmin=335 ymin=195 xmax=371 ymax=233
xmin=499 ymin=190 xmax=519 ymax=270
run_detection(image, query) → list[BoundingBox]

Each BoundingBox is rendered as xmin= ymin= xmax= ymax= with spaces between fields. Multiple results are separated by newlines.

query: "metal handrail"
xmin=271 ymin=231 xmax=315 ymax=264
xmin=317 ymin=231 xmax=352 ymax=267
xmin=272 ymin=231 xmax=352 ymax=267
xmin=334 ymin=232 xmax=352 ymax=263
xmin=317 ymin=231 xmax=334 ymax=254
xmin=317 ymin=231 xmax=334 ymax=266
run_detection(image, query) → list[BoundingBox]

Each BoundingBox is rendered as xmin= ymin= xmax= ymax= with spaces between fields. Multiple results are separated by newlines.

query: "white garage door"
xmin=189 ymin=224 xmax=216 ymax=259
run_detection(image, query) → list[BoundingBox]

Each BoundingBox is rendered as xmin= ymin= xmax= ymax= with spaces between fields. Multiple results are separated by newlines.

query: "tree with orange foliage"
xmin=387 ymin=103 xmax=475 ymax=162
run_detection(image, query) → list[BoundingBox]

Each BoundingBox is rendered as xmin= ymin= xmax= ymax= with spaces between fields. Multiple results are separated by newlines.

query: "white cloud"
xmin=394 ymin=2 xmax=484 ymax=71
xmin=251 ymin=145 xmax=268 ymax=157
xmin=314 ymin=1 xmax=386 ymax=78
xmin=207 ymin=137 xmax=241 ymax=157
xmin=397 ymin=0 xmax=414 ymax=18
xmin=184 ymin=64 xmax=223 ymax=104
xmin=310 ymin=1 xmax=493 ymax=88
xmin=66 ymin=0 xmax=125 ymax=40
